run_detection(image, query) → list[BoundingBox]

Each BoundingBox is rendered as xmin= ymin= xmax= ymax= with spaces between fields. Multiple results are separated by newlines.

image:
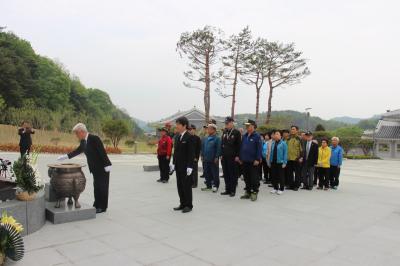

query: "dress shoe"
xmin=173 ymin=206 xmax=184 ymax=211
xmin=96 ymin=208 xmax=106 ymax=214
xmin=157 ymin=179 xmax=162 ymax=182
xmin=182 ymin=207 xmax=192 ymax=213
xmin=220 ymin=191 xmax=230 ymax=195
xmin=161 ymin=180 xmax=168 ymax=183
xmin=230 ymin=192 xmax=236 ymax=197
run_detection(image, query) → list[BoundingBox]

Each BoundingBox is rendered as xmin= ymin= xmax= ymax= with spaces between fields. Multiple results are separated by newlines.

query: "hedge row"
xmin=0 ymin=143 xmax=121 ymax=154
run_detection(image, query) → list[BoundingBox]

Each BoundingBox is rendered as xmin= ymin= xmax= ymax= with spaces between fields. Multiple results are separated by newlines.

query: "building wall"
xmin=375 ymin=140 xmax=400 ymax=159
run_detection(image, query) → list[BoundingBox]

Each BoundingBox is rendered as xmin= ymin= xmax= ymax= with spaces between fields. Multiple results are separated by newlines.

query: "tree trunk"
xmin=255 ymin=86 xmax=260 ymax=123
xmin=204 ymin=52 xmax=210 ymax=123
xmin=265 ymin=75 xmax=273 ymax=125
xmin=231 ymin=52 xmax=239 ymax=118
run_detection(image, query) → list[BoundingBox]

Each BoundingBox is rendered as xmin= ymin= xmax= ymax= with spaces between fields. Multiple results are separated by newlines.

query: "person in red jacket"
xmin=157 ymin=127 xmax=173 ymax=183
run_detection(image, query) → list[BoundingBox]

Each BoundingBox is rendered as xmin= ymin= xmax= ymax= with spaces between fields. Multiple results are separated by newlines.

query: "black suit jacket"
xmin=68 ymin=134 xmax=112 ymax=173
xmin=192 ymin=134 xmax=202 ymax=161
xmin=302 ymin=141 xmax=318 ymax=167
xmin=173 ymin=131 xmax=195 ymax=171
xmin=18 ymin=128 xmax=34 ymax=147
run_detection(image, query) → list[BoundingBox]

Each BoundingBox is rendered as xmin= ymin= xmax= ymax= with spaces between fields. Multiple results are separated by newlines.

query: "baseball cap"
xmin=225 ymin=116 xmax=234 ymax=123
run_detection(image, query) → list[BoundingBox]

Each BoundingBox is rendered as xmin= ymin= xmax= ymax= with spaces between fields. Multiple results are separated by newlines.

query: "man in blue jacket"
xmin=269 ymin=130 xmax=288 ymax=195
xmin=239 ymin=119 xmax=262 ymax=201
xmin=330 ymin=136 xmax=343 ymax=190
xmin=201 ymin=123 xmax=221 ymax=192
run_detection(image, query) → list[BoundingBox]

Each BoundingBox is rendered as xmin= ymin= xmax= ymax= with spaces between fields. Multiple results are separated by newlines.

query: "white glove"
xmin=186 ymin=168 xmax=193 ymax=176
xmin=104 ymin=165 xmax=112 ymax=172
xmin=282 ymin=164 xmax=286 ymax=168
xmin=57 ymin=154 xmax=69 ymax=161
xmin=169 ymin=164 xmax=175 ymax=172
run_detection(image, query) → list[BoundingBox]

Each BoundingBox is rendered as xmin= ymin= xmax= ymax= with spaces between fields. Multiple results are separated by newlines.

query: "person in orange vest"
xmin=157 ymin=127 xmax=173 ymax=183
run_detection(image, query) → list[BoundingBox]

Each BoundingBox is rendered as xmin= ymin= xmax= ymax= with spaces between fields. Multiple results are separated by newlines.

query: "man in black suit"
xmin=58 ymin=123 xmax=112 ymax=213
xmin=189 ymin=124 xmax=201 ymax=188
xmin=18 ymin=121 xmax=35 ymax=157
xmin=170 ymin=117 xmax=195 ymax=213
xmin=300 ymin=131 xmax=319 ymax=190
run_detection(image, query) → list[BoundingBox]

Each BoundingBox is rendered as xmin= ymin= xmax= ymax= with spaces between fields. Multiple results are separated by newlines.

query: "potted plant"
xmin=0 ymin=212 xmax=24 ymax=265
xmin=12 ymin=152 xmax=43 ymax=201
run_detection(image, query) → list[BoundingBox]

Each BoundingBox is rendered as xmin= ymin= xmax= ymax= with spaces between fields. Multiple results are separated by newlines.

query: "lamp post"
xmin=305 ymin=108 xmax=312 ymax=131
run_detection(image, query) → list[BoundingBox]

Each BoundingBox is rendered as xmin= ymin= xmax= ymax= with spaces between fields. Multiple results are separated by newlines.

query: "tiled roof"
xmin=375 ymin=125 xmax=400 ymax=139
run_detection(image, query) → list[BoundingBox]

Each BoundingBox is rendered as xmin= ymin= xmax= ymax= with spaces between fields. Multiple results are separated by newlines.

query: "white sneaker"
xmin=270 ymin=190 xmax=277 ymax=194
xmin=277 ymin=190 xmax=283 ymax=195
xmin=212 ymin=186 xmax=218 ymax=193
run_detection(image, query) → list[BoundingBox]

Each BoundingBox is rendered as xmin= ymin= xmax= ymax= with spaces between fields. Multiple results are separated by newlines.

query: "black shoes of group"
xmin=221 ymin=191 xmax=235 ymax=197
xmin=173 ymin=206 xmax=192 ymax=213
xmin=157 ymin=179 xmax=168 ymax=183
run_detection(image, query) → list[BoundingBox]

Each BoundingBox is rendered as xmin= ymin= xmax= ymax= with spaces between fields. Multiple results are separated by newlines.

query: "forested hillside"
xmin=228 ymin=110 xmax=348 ymax=131
xmin=0 ymin=30 xmax=142 ymax=136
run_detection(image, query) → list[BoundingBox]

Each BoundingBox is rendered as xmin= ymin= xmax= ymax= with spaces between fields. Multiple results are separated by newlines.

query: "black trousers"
xmin=242 ymin=162 xmax=260 ymax=193
xmin=176 ymin=169 xmax=193 ymax=209
xmin=221 ymin=157 xmax=238 ymax=193
xmin=261 ymin=158 xmax=271 ymax=183
xmin=20 ymin=145 xmax=30 ymax=157
xmin=286 ymin=160 xmax=301 ymax=189
xmin=318 ymin=167 xmax=330 ymax=188
xmin=158 ymin=155 xmax=170 ymax=181
xmin=271 ymin=163 xmax=285 ymax=191
xmin=329 ymin=166 xmax=341 ymax=187
xmin=302 ymin=165 xmax=315 ymax=189
xmin=314 ymin=167 xmax=319 ymax=185
xmin=93 ymin=170 xmax=110 ymax=210
xmin=192 ymin=160 xmax=199 ymax=187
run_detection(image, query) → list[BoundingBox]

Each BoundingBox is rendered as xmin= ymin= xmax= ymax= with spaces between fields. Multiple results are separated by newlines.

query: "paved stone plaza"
xmin=2 ymin=152 xmax=400 ymax=266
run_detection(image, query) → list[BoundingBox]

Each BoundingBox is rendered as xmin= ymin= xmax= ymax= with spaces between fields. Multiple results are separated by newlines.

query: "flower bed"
xmin=0 ymin=144 xmax=121 ymax=154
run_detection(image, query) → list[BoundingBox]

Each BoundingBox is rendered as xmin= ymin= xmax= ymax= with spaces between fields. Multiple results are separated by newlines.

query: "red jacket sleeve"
xmin=166 ymin=136 xmax=172 ymax=157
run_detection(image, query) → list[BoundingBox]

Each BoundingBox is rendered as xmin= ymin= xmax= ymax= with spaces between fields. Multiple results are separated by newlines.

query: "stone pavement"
xmin=1 ymin=152 xmax=400 ymax=266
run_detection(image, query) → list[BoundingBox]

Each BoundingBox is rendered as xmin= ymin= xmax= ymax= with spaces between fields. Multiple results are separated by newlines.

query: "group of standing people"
xmin=157 ymin=116 xmax=344 ymax=213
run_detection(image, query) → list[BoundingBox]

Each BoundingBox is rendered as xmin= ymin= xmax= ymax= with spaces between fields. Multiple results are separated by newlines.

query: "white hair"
xmin=331 ymin=136 xmax=340 ymax=142
xmin=72 ymin=123 xmax=87 ymax=132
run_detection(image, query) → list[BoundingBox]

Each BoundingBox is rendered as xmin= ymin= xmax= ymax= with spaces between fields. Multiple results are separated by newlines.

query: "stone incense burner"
xmin=47 ymin=163 xmax=86 ymax=208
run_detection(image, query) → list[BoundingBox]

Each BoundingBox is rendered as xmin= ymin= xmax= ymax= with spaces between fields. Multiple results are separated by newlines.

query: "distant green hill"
xmin=0 ymin=30 xmax=142 ymax=136
xmin=331 ymin=116 xmax=361 ymax=124
xmin=217 ymin=110 xmax=348 ymax=131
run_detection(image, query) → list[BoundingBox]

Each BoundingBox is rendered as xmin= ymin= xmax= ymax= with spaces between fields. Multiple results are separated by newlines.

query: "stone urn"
xmin=47 ymin=163 xmax=86 ymax=208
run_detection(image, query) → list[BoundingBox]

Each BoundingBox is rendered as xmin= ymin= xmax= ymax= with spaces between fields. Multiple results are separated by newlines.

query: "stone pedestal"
xmin=45 ymin=201 xmax=96 ymax=224
xmin=45 ymin=182 xmax=57 ymax=202
xmin=0 ymin=190 xmax=46 ymax=236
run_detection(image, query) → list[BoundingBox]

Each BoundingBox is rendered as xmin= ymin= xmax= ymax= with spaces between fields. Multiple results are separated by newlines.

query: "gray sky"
xmin=2 ymin=0 xmax=399 ymax=121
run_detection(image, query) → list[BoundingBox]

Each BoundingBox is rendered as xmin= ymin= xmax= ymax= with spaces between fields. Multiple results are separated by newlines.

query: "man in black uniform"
xmin=58 ymin=123 xmax=112 ymax=213
xmin=220 ymin=117 xmax=242 ymax=197
xmin=189 ymin=124 xmax=202 ymax=188
xmin=170 ymin=117 xmax=195 ymax=213
xmin=18 ymin=121 xmax=35 ymax=157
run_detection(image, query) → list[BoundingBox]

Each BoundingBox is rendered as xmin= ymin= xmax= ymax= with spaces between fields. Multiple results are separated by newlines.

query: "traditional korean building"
xmin=374 ymin=109 xmax=400 ymax=159
xmin=157 ymin=106 xmax=223 ymax=131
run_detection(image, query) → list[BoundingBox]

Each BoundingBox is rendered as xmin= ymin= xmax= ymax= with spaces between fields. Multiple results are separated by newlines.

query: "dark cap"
xmin=244 ymin=119 xmax=257 ymax=127
xmin=189 ymin=124 xmax=196 ymax=130
xmin=209 ymin=119 xmax=217 ymax=124
xmin=224 ymin=116 xmax=234 ymax=123
xmin=305 ymin=131 xmax=313 ymax=136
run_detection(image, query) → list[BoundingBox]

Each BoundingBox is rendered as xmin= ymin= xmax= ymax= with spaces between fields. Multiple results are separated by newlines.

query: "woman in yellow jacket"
xmin=317 ymin=139 xmax=331 ymax=190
